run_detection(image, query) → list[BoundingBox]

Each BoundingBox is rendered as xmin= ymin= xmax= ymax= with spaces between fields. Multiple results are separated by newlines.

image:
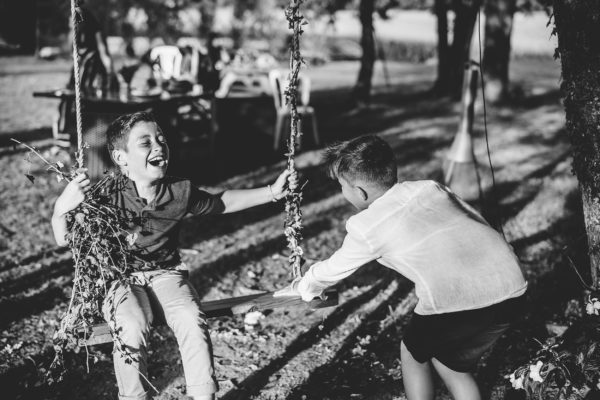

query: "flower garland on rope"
xmin=283 ymin=0 xmax=307 ymax=278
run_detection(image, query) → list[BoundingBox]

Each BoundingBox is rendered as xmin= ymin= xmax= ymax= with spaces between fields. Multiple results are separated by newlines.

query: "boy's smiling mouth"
xmin=148 ymin=154 xmax=167 ymax=168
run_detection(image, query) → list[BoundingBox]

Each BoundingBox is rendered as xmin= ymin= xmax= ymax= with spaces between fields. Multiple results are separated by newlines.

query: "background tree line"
xmin=12 ymin=0 xmax=550 ymax=105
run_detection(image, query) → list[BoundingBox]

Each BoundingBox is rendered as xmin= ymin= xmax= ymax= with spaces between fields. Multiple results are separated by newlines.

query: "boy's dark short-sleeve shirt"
xmin=110 ymin=175 xmax=224 ymax=271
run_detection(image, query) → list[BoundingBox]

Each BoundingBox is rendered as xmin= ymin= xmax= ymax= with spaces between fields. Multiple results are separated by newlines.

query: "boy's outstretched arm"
xmin=51 ymin=173 xmax=91 ymax=246
xmin=220 ymin=169 xmax=295 ymax=213
xmin=275 ymin=226 xmax=377 ymax=301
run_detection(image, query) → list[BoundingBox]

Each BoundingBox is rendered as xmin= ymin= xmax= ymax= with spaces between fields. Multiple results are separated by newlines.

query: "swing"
xmin=68 ymin=0 xmax=337 ymax=347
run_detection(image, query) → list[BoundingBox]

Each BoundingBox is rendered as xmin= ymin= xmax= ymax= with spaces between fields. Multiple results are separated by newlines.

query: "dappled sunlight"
xmin=0 ymin=50 xmax=576 ymax=399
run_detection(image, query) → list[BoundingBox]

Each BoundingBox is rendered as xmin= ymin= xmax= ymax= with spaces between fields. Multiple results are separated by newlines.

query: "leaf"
xmin=25 ymin=174 xmax=35 ymax=184
xmin=587 ymin=342 xmax=597 ymax=358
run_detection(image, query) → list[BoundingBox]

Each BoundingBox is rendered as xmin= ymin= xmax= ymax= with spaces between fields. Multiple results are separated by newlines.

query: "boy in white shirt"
xmin=279 ymin=135 xmax=527 ymax=400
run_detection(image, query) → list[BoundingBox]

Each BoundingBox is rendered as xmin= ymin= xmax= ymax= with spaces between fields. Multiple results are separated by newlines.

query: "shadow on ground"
xmin=2 ymin=77 xmax=577 ymax=400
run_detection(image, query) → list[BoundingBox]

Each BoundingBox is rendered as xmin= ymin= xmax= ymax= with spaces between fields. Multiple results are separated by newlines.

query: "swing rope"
xmin=69 ymin=0 xmax=85 ymax=169
xmin=284 ymin=0 xmax=307 ymax=279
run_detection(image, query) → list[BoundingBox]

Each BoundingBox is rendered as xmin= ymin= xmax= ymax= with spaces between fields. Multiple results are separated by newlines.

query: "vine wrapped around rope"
xmin=283 ymin=0 xmax=307 ymax=279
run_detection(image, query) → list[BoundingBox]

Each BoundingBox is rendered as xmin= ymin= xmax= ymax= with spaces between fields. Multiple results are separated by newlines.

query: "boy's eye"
xmin=139 ymin=141 xmax=150 ymax=147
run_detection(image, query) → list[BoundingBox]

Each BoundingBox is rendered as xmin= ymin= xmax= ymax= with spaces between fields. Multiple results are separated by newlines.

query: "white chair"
xmin=149 ymin=45 xmax=183 ymax=81
xmin=214 ymin=71 xmax=239 ymax=98
xmin=148 ymin=45 xmax=214 ymax=153
xmin=148 ymin=45 xmax=201 ymax=83
xmin=215 ymin=70 xmax=272 ymax=98
xmin=268 ymin=69 xmax=320 ymax=151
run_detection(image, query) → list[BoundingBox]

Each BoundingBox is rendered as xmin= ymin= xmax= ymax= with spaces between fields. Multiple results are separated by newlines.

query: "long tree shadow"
xmin=0 ymin=256 xmax=72 ymax=297
xmin=219 ymin=270 xmax=413 ymax=400
xmin=283 ymin=280 xmax=414 ymax=400
xmin=0 ymin=128 xmax=53 ymax=146
xmin=0 ymin=275 xmax=72 ymax=329
xmin=481 ymin=147 xmax=571 ymax=227
xmin=0 ymin=247 xmax=67 ymax=273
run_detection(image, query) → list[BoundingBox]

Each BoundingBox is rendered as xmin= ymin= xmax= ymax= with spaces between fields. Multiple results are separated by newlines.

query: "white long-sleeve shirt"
xmin=298 ymin=180 xmax=527 ymax=315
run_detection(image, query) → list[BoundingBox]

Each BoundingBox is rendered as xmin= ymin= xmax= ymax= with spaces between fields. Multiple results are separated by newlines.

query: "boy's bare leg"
xmin=431 ymin=358 xmax=481 ymax=400
xmin=400 ymin=341 xmax=435 ymax=400
xmin=192 ymin=395 xmax=215 ymax=400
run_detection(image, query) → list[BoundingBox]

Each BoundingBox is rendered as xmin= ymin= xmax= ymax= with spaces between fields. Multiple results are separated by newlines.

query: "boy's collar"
xmin=364 ymin=183 xmax=398 ymax=210
xmin=121 ymin=175 xmax=172 ymax=208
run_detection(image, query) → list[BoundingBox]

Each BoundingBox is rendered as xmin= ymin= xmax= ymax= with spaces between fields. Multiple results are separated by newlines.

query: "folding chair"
xmin=268 ymin=69 xmax=320 ymax=151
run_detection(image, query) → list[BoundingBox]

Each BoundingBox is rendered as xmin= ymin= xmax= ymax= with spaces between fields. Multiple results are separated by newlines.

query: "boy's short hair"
xmin=106 ymin=111 xmax=158 ymax=153
xmin=323 ymin=135 xmax=397 ymax=188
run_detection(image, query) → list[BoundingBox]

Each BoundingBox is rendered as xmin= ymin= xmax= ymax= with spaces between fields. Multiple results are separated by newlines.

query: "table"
xmin=34 ymin=88 xmax=214 ymax=179
xmin=218 ymin=67 xmax=274 ymax=98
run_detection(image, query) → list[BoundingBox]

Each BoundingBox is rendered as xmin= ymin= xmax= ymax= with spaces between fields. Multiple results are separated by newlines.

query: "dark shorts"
xmin=403 ymin=294 xmax=526 ymax=372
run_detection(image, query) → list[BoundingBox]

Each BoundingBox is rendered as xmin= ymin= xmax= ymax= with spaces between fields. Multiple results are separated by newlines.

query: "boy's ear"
xmin=111 ymin=149 xmax=127 ymax=167
xmin=356 ymin=185 xmax=368 ymax=201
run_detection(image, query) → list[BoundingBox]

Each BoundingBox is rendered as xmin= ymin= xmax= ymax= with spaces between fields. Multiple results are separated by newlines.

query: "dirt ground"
xmin=0 ymin=55 xmax=587 ymax=400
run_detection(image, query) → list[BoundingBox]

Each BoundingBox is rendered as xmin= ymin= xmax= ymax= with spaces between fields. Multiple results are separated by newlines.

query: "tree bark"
xmin=483 ymin=0 xmax=516 ymax=103
xmin=553 ymin=0 xmax=600 ymax=287
xmin=434 ymin=0 xmax=450 ymax=93
xmin=353 ymin=0 xmax=376 ymax=105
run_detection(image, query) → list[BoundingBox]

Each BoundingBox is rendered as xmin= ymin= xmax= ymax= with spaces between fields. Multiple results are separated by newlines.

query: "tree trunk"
xmin=553 ymin=0 xmax=600 ymax=287
xmin=198 ymin=1 xmax=216 ymax=39
xmin=483 ymin=0 xmax=516 ymax=103
xmin=434 ymin=0 xmax=450 ymax=93
xmin=447 ymin=0 xmax=481 ymax=98
xmin=231 ymin=2 xmax=247 ymax=50
xmin=353 ymin=0 xmax=376 ymax=105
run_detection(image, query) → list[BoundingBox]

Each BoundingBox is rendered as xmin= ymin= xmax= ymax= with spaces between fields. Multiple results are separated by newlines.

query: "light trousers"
xmin=102 ymin=270 xmax=218 ymax=400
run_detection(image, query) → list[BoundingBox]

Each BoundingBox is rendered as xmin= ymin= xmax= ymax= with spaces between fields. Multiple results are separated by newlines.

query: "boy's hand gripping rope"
xmin=283 ymin=0 xmax=307 ymax=279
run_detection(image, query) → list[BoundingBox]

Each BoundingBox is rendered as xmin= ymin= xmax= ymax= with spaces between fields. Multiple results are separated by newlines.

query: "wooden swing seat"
xmin=77 ymin=289 xmax=338 ymax=346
